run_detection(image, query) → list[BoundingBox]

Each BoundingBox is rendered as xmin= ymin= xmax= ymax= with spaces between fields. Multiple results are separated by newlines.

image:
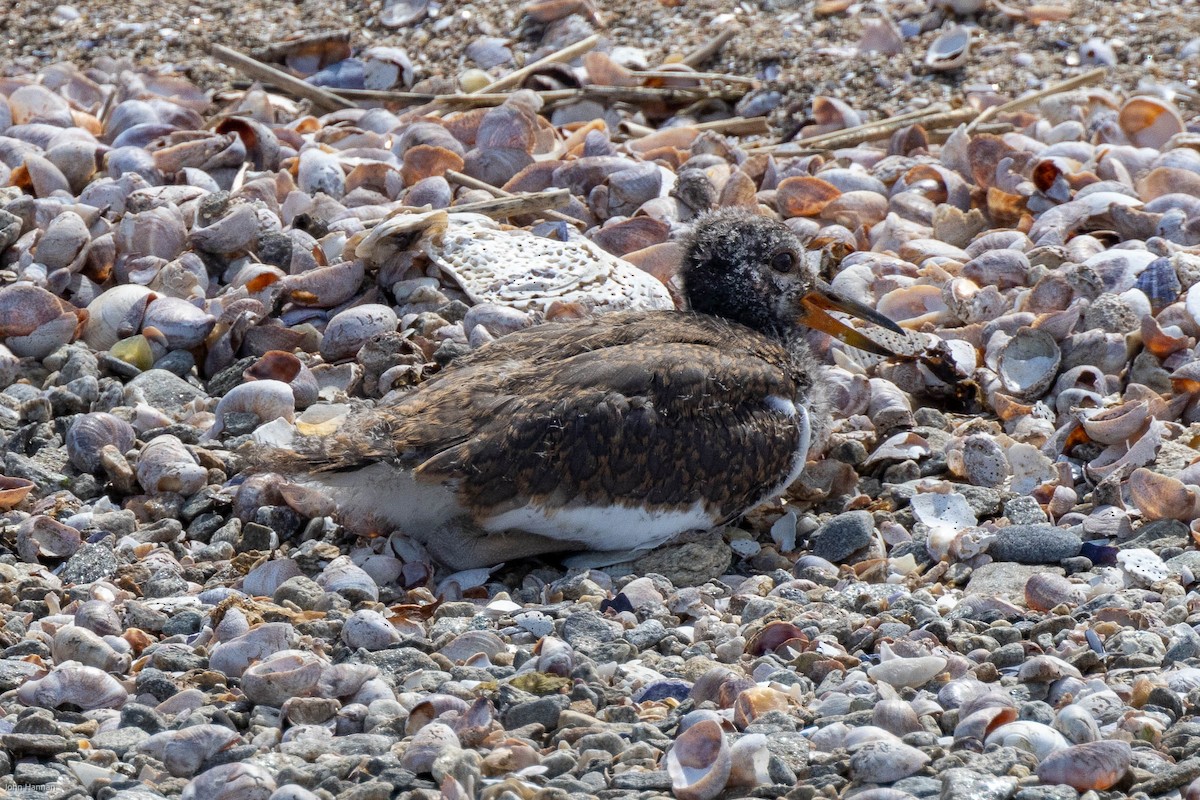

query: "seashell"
xmin=82 ymin=284 xmax=156 ymax=350
xmin=296 ymin=145 xmax=345 ymax=198
xmin=317 ymin=555 xmax=380 ymax=602
xmin=206 ymin=380 xmax=295 ymax=440
xmin=401 ymin=144 xmax=464 ymax=185
xmin=872 ymin=699 xmax=922 ymax=737
xmin=342 ymin=609 xmax=402 ymax=651
xmin=1054 ymin=704 xmax=1100 ymax=744
xmin=181 ymin=763 xmax=277 ymax=800
xmin=400 ymin=722 xmax=462 ymax=777
xmin=136 ymin=434 xmax=208 ymax=496
xmin=868 ymin=652 xmax=947 ymax=689
xmin=984 ymin=721 xmax=1069 ymax=761
xmin=190 ymin=202 xmax=260 ymax=254
xmin=17 ymin=663 xmax=128 ymax=710
xmin=8 ymin=83 xmax=73 ymax=125
xmin=240 ymin=649 xmax=326 ymax=706
xmin=51 ymin=625 xmax=128 ymax=672
xmin=406 ymin=695 xmax=471 ymax=734
xmin=74 ymin=599 xmax=122 ymax=637
xmin=1079 ymin=400 xmax=1149 ymax=445
xmin=319 ymin=304 xmax=398 ymax=362
xmin=1024 ymin=572 xmax=1084 ymax=611
xmin=1119 ymin=96 xmax=1184 ymax=149
xmin=242 ymin=558 xmax=302 ymax=595
xmin=732 ymin=686 xmax=791 ymax=730
xmin=1128 ymin=468 xmax=1198 ymax=522
xmin=954 ymin=706 xmax=1018 ymax=743
xmin=208 ymin=622 xmax=298 ymax=677
xmin=998 ymin=328 xmax=1060 ymax=400
xmin=11 ymin=154 xmax=72 ymax=197
xmin=1035 ymin=740 xmax=1131 ymax=791
xmin=380 ymin=0 xmax=429 ymax=26
xmin=16 ymin=515 xmax=82 ymax=562
xmin=140 ymin=724 xmax=242 ymax=778
xmin=667 ymin=718 xmax=731 ymax=800
xmin=961 ymin=433 xmax=1010 ymax=488
xmin=0 ymin=283 xmax=86 ymax=359
xmin=849 ymin=738 xmax=931 ymax=783
xmin=215 ymin=117 xmax=281 ymax=171
xmin=1018 ymin=655 xmax=1082 ymax=684
xmin=925 ymin=25 xmax=971 ymax=71
xmin=727 ymin=733 xmax=771 ymax=789
xmin=0 ymin=476 xmax=35 ymax=511
xmin=35 ymin=210 xmax=91 ymax=271
xmin=142 ymin=296 xmax=215 ymax=349
xmin=1116 ymin=546 xmax=1170 ymax=585
xmin=363 ymin=46 xmax=416 ymax=90
xmin=439 ymin=629 xmax=506 ymax=663
xmin=777 ymin=176 xmax=841 ymax=217
xmin=607 ymin=163 xmax=664 ymax=218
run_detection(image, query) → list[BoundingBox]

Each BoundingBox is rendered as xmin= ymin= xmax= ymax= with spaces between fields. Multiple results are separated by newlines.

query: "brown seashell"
xmin=589 ymin=217 xmax=670 ymax=257
xmin=777 ymin=176 xmax=840 ymax=217
xmin=821 ymin=190 xmax=888 ymax=229
xmin=401 ymin=145 xmax=464 ymax=186
xmin=954 ymin=706 xmax=1018 ymax=743
xmin=732 ymin=686 xmax=790 ymax=730
xmin=1024 ymin=572 xmax=1084 ymax=611
xmin=745 ymin=621 xmax=809 ymax=657
xmin=583 ymin=51 xmax=639 ymax=87
xmin=1079 ymin=400 xmax=1149 ymax=445
xmin=476 ymin=105 xmax=537 ymax=153
xmin=1036 ymin=740 xmax=1131 ymax=791
xmin=623 ymin=242 xmax=683 ymax=288
xmin=666 ymin=719 xmax=731 ymax=800
xmin=1128 ymin=467 xmax=1198 ymax=522
xmin=523 ymin=0 xmax=599 ymax=24
xmin=0 ymin=476 xmax=35 ymax=511
xmin=1119 ymin=96 xmax=1184 ymax=150
xmin=627 ymin=126 xmax=698 ymax=155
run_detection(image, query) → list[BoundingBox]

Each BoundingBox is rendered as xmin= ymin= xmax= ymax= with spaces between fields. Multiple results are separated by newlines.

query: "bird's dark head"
xmin=680 ymin=209 xmax=904 ymax=353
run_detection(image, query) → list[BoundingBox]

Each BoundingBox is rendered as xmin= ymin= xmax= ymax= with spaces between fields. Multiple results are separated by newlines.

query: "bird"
xmin=265 ymin=209 xmax=905 ymax=570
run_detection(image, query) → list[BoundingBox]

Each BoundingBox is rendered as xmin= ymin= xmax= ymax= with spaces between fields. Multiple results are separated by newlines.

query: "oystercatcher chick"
xmin=275 ymin=209 xmax=904 ymax=569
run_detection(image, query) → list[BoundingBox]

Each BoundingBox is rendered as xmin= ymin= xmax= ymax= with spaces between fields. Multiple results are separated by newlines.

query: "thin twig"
xmin=335 ymin=83 xmax=745 ymax=108
xmin=694 ymin=116 xmax=770 ymax=136
xmin=475 ymin=33 xmax=603 ymax=94
xmin=208 ymin=43 xmax=355 ymax=113
xmin=446 ymin=170 xmax=583 ymax=226
xmin=628 ymin=69 xmax=758 ymax=85
xmin=449 ymin=188 xmax=574 ymax=219
xmin=681 ymin=28 xmax=738 ymax=68
xmin=966 ymin=67 xmax=1107 ymax=132
xmin=752 ymin=104 xmax=970 ymax=153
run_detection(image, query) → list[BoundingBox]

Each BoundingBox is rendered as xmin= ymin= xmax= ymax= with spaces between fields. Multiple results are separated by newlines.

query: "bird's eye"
xmin=770 ymin=251 xmax=795 ymax=273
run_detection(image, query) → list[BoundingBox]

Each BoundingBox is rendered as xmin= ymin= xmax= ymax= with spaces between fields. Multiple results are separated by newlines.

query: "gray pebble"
xmin=811 ymin=510 xmax=875 ymax=562
xmin=987 ymin=524 xmax=1082 ymax=564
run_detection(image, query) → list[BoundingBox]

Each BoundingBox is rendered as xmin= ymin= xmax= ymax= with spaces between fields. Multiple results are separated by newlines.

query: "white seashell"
xmin=36 ymin=211 xmax=91 ymax=272
xmin=240 ymin=650 xmax=326 ymax=707
xmin=1116 ymin=547 xmax=1169 ymax=586
xmin=667 ymin=718 xmax=731 ymax=800
xmin=1018 ymin=655 xmax=1082 ymax=684
xmin=181 ymin=763 xmax=277 ymax=800
xmin=400 ymin=721 xmax=462 ymax=777
xmin=142 ymin=296 xmax=215 ymax=349
xmin=849 ymin=738 xmax=931 ymax=783
xmin=319 ymin=304 xmax=399 ymax=362
xmin=208 ymin=622 xmax=297 ymax=678
xmin=925 ymin=25 xmax=971 ymax=71
xmin=17 ymin=663 xmax=128 ymax=710
xmin=140 ymin=724 xmax=242 ymax=777
xmin=342 ymin=609 xmax=403 ymax=651
xmin=1054 ymin=704 xmax=1100 ymax=744
xmin=961 ymin=434 xmax=1010 ymax=488
xmin=317 ymin=555 xmax=380 ymax=602
xmin=51 ymin=625 xmax=129 ymax=672
xmin=868 ymin=652 xmax=947 ymax=689
xmin=984 ymin=721 xmax=1069 ymax=761
xmin=727 ymin=733 xmax=771 ymax=789
xmin=136 ymin=434 xmax=208 ymax=496
xmin=205 ymin=379 xmax=296 ymax=440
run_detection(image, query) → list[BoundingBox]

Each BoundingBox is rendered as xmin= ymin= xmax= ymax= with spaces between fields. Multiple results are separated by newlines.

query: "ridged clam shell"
xmin=140 ymin=724 xmax=242 ymax=778
xmin=317 ymin=555 xmax=380 ymax=603
xmin=206 ymin=380 xmax=295 ymax=440
xmin=16 ymin=664 xmax=128 ymax=710
xmin=849 ymin=738 xmax=931 ymax=783
xmin=240 ymin=650 xmax=326 ymax=707
xmin=1035 ymin=740 xmax=1131 ymax=791
xmin=136 ymin=434 xmax=208 ymax=496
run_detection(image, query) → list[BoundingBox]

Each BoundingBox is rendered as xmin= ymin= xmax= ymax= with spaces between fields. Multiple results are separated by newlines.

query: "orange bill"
xmin=799 ymin=280 xmax=905 ymax=357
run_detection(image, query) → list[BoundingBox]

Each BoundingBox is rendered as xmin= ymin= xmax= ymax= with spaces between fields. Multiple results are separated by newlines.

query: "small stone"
xmin=987 ymin=524 xmax=1082 ymax=564
xmin=126 ymin=369 xmax=207 ymax=416
xmin=939 ymin=768 xmax=1018 ymax=800
xmin=810 ymin=510 xmax=875 ymax=562
xmin=1003 ymin=495 xmax=1048 ymax=525
xmin=60 ymin=542 xmax=118 ymax=584
xmin=632 ymin=531 xmax=733 ymax=587
xmin=274 ymin=576 xmax=326 ymax=610
xmin=502 ymin=695 xmax=570 ymax=731
xmin=90 ymin=726 xmax=151 ymax=758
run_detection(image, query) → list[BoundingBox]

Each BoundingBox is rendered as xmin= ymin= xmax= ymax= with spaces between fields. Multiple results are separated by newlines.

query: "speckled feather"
xmin=294 ymin=312 xmax=821 ymax=522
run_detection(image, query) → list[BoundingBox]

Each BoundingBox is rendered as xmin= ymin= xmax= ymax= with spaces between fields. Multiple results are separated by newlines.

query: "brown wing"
xmin=391 ymin=322 xmax=807 ymax=520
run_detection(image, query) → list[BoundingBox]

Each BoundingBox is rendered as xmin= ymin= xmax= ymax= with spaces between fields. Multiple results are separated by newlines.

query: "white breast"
xmin=483 ymin=501 xmax=719 ymax=552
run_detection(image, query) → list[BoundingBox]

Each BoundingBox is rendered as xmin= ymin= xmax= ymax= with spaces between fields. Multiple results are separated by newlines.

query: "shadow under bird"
xmin=259 ymin=209 xmax=905 ymax=569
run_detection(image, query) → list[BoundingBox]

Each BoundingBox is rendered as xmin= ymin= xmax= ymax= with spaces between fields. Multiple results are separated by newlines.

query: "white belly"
xmin=483 ymin=500 xmax=719 ymax=552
